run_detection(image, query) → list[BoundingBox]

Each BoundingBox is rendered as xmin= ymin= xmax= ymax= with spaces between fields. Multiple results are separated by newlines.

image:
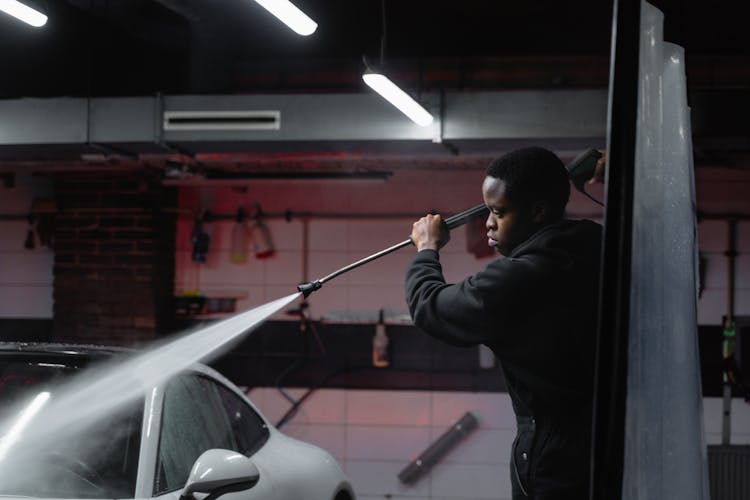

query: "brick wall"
xmin=52 ymin=171 xmax=176 ymax=345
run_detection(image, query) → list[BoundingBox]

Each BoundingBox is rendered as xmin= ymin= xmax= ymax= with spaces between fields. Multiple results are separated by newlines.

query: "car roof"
xmin=0 ymin=342 xmax=132 ymax=354
xmin=0 ymin=342 xmax=225 ymax=383
xmin=0 ymin=342 xmax=242 ymax=399
xmin=0 ymin=342 xmax=134 ymax=363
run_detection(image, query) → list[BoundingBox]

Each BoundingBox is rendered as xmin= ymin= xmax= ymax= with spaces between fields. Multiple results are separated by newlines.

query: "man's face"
xmin=482 ymin=176 xmax=537 ymax=256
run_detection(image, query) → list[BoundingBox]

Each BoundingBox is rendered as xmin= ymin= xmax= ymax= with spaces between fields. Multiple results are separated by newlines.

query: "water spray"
xmin=297 ymin=204 xmax=489 ymax=297
xmin=0 ymin=293 xmax=301 ymax=489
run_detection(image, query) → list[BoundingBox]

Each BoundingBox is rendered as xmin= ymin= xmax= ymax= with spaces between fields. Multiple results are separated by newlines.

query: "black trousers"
xmin=510 ymin=415 xmax=591 ymax=500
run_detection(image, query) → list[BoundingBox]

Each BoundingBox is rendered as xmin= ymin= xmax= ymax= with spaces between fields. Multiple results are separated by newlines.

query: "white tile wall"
xmin=261 ymin=250 xmax=304 ymax=285
xmin=308 ymin=251 xmax=353 ymax=285
xmin=347 ymin=251 xmax=412 ymax=286
xmin=0 ymin=284 xmax=53 ymax=318
xmin=282 ymin=423 xmax=347 ymax=461
xmin=434 ymin=428 xmax=514 ymax=466
xmin=430 ymin=463 xmax=511 ymax=499
xmin=174 ymin=171 xmax=750 ymax=325
xmin=345 ymin=459 xmax=432 ymax=498
xmin=347 ymin=285 xmax=407 ymax=312
xmin=738 ymin=221 xmax=750 ymax=249
xmin=246 ymin=388 xmax=750 ymax=500
xmin=697 ymin=289 xmax=727 ymax=326
xmin=703 ymin=397 xmax=750 ymax=445
xmin=346 ymin=220 xmax=414 ymax=253
xmin=306 ymin=284 xmax=350 ymax=319
xmin=246 ymin=388 xmax=515 ymax=499
xmin=346 ymin=425 xmax=432 ymax=461
xmin=346 ymin=390 xmax=432 ymax=426
xmin=431 ymin=392 xmax=514 ymax=429
xmin=308 ymin=220 xmax=350 ymax=252
xmin=698 ymin=289 xmax=750 ymax=325
xmin=698 ymin=220 xmax=727 ymax=253
xmin=0 ymin=221 xmax=36 ymax=251
xmin=265 ymin=219 xmax=304 ymax=252
xmin=1 ymin=251 xmax=55 ymax=283
xmin=0 ymin=174 xmax=54 ymax=319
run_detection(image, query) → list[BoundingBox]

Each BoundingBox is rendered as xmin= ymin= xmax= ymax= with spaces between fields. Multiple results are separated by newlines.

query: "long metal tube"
xmin=297 ymin=204 xmax=488 ymax=297
xmin=722 ymin=219 xmax=738 ymax=444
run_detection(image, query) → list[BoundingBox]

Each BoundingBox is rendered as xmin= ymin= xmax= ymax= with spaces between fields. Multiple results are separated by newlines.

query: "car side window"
xmin=153 ymin=374 xmax=236 ymax=495
xmin=213 ymin=383 xmax=270 ymax=457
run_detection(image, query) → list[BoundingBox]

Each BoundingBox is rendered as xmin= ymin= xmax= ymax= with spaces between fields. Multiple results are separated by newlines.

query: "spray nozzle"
xmin=567 ymin=149 xmax=603 ymax=193
xmin=566 ymin=149 xmax=604 ymax=206
xmin=297 ymin=280 xmax=322 ymax=298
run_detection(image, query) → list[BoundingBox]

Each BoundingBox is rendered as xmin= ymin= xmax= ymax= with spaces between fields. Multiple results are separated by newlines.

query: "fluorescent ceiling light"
xmin=253 ymin=0 xmax=317 ymax=36
xmin=363 ymin=73 xmax=434 ymax=127
xmin=0 ymin=0 xmax=47 ymax=27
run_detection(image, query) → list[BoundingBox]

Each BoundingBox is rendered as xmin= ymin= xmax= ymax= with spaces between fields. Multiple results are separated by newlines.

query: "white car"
xmin=0 ymin=343 xmax=355 ymax=500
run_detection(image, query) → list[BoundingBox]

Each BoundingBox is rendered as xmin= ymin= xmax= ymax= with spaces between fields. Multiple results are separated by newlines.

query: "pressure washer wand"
xmin=297 ymin=204 xmax=489 ymax=297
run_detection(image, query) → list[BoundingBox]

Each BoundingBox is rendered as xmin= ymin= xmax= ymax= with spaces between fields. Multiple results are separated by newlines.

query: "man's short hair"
xmin=485 ymin=146 xmax=571 ymax=220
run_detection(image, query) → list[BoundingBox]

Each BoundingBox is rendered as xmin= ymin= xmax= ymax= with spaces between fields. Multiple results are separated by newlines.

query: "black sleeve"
xmin=405 ymin=249 xmax=546 ymax=347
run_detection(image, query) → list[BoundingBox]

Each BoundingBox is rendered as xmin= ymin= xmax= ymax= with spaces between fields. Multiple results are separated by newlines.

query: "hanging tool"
xmin=297 ymin=204 xmax=488 ymax=297
xmin=230 ymin=206 xmax=249 ymax=264
xmin=243 ymin=202 xmax=275 ymax=260
xmin=191 ymin=211 xmax=212 ymax=263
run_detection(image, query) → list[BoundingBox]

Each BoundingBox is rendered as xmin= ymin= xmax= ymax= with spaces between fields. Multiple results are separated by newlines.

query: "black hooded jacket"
xmin=405 ymin=219 xmax=602 ymax=419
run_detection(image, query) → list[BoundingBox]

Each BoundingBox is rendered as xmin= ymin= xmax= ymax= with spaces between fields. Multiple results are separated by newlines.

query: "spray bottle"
xmin=373 ymin=309 xmax=389 ymax=368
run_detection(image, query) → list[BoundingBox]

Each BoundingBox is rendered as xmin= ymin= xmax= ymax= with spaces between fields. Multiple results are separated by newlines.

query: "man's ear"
xmin=531 ymin=201 xmax=547 ymax=224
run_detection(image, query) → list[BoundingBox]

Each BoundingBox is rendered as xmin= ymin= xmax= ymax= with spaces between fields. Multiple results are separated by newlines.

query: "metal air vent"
xmin=163 ymin=110 xmax=281 ymax=131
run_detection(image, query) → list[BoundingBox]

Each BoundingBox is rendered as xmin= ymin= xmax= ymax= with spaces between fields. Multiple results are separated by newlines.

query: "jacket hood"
xmin=509 ymin=219 xmax=602 ymax=261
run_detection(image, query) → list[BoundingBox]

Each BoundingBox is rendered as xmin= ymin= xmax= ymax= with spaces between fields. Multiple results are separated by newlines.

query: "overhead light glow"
xmin=363 ymin=73 xmax=434 ymax=127
xmin=0 ymin=0 xmax=47 ymax=27
xmin=253 ymin=0 xmax=317 ymax=36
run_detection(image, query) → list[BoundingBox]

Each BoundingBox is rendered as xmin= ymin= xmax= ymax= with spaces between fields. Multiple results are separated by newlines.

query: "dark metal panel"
xmin=444 ymin=90 xmax=607 ymax=140
xmin=708 ymin=445 xmax=750 ymax=500
xmin=590 ymin=0 xmax=641 ymax=498
xmin=89 ymin=97 xmax=157 ymax=143
xmin=0 ymin=98 xmax=88 ymax=144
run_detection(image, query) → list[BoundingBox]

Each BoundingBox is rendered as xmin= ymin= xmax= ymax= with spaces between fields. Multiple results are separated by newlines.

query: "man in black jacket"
xmin=406 ymin=147 xmax=602 ymax=499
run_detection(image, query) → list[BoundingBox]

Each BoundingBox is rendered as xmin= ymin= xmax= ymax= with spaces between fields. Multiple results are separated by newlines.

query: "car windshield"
xmin=0 ymin=356 xmax=143 ymax=499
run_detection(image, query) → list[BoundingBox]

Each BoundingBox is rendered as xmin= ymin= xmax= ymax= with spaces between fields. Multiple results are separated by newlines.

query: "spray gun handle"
xmin=434 ymin=220 xmax=452 ymax=249
xmin=409 ymin=204 xmax=488 ymax=250
xmin=436 ymin=203 xmax=488 ymax=248
xmin=567 ymin=149 xmax=603 ymax=193
xmin=443 ymin=204 xmax=489 ymax=229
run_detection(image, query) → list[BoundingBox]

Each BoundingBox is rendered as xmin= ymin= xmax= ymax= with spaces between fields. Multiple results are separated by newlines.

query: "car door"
xmin=152 ymin=373 xmax=277 ymax=499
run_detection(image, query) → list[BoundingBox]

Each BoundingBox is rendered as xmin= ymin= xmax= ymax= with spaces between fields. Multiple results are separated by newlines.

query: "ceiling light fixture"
xmin=363 ymin=72 xmax=434 ymax=127
xmin=362 ymin=1 xmax=433 ymax=127
xmin=253 ymin=0 xmax=317 ymax=36
xmin=0 ymin=0 xmax=47 ymax=27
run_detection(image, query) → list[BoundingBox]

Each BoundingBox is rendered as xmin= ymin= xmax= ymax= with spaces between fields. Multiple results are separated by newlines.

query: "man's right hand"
xmin=410 ymin=214 xmax=443 ymax=252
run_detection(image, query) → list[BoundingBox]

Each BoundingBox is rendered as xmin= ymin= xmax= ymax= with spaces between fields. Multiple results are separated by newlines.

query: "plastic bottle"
xmin=373 ymin=310 xmax=389 ymax=367
xmin=230 ymin=208 xmax=249 ymax=264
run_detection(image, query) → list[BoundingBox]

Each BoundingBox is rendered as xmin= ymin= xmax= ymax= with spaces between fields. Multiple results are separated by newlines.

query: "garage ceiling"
xmin=0 ymin=0 xmax=748 ymax=171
